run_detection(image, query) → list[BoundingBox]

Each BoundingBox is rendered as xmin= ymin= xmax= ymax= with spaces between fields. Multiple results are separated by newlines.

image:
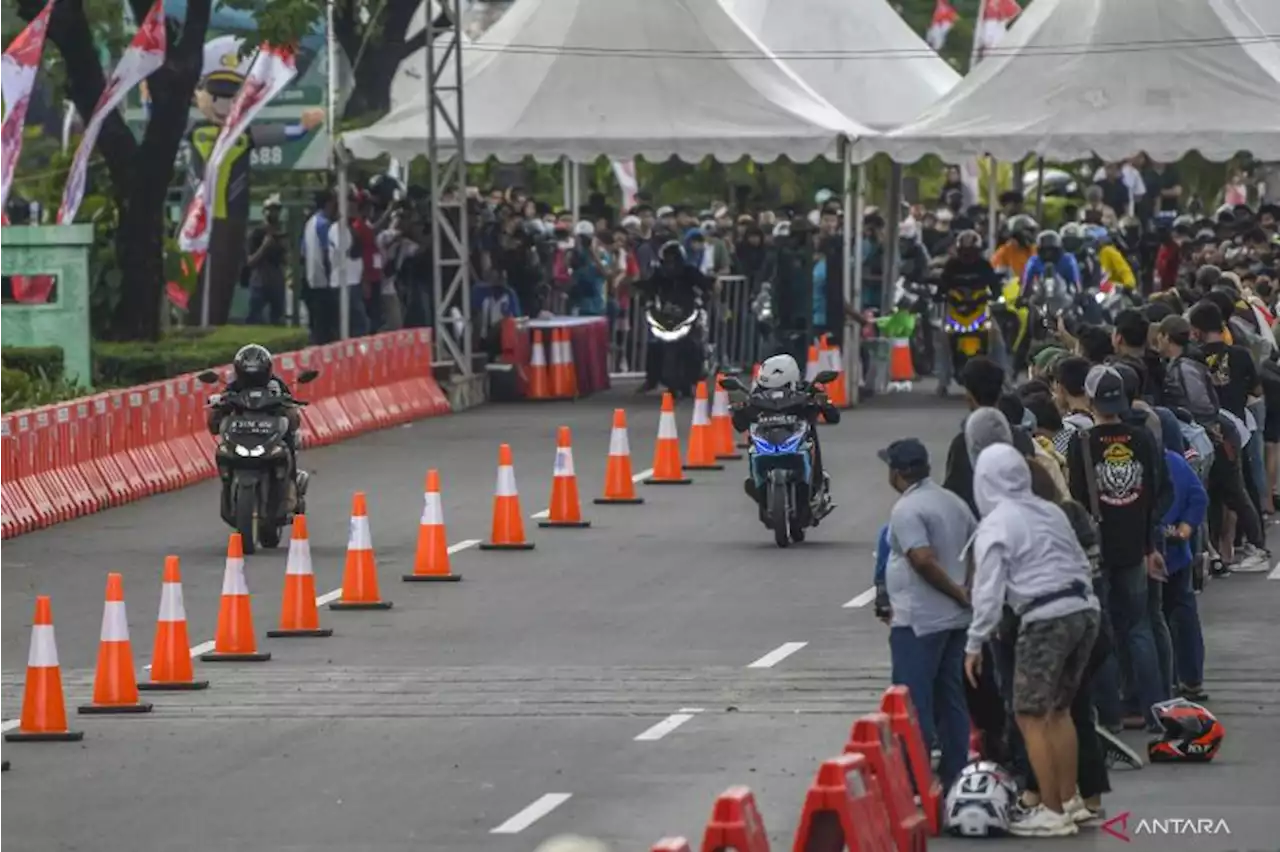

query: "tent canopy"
xmin=343 ymin=0 xmax=874 ymax=164
xmin=866 ymin=0 xmax=1280 ymax=163
xmin=728 ymin=0 xmax=960 ymax=130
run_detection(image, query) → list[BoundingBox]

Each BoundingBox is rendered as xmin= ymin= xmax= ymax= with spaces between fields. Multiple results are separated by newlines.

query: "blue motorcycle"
xmin=722 ymin=371 xmax=837 ymax=547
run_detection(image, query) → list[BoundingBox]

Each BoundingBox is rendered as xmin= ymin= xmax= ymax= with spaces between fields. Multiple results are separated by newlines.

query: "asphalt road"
xmin=3 ymin=387 xmax=1278 ymax=852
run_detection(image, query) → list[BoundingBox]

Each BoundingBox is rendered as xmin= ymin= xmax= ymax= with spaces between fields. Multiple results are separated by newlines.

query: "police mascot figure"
xmin=187 ymin=35 xmax=324 ymax=325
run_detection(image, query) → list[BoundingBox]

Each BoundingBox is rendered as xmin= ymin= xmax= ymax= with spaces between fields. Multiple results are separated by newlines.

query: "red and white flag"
xmin=926 ymin=0 xmax=959 ymax=52
xmin=58 ymin=0 xmax=166 ymax=224
xmin=178 ymin=44 xmax=297 ymax=254
xmin=1 ymin=0 xmax=54 ymax=211
xmin=978 ymin=0 xmax=1022 ymax=52
xmin=610 ymin=158 xmax=639 ymax=212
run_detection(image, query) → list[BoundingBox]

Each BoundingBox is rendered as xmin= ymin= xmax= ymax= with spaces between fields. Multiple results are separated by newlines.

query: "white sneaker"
xmin=1063 ymin=795 xmax=1101 ymax=824
xmin=1010 ymin=804 xmax=1079 ymax=837
xmin=1234 ymin=547 xmax=1271 ymax=573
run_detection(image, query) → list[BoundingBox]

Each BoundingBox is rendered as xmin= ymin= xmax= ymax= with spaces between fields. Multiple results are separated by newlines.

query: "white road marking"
xmin=1268 ymin=562 xmax=1280 ymax=580
xmin=843 ymin=587 xmax=877 ymax=608
xmin=631 ymin=468 xmax=654 ymax=482
xmin=1 ymin=719 xmax=20 ymax=732
xmin=143 ymin=539 xmax=483 ymax=670
xmin=634 ymin=708 xmax=704 ymax=741
xmin=490 ymin=793 xmax=572 ymax=834
xmin=531 ymin=509 xmax=550 ymax=519
xmin=746 ymin=641 xmax=808 ymax=669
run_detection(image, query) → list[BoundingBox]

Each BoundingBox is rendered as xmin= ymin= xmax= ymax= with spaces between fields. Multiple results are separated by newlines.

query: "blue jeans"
xmin=1162 ymin=566 xmax=1205 ymax=687
xmin=890 ymin=627 xmax=971 ymax=789
xmin=1105 ymin=563 xmax=1169 ymax=725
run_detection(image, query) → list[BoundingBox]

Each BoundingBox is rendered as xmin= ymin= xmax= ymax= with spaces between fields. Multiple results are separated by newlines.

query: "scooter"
xmin=722 ymin=370 xmax=838 ymax=548
xmin=645 ymin=296 xmax=709 ymax=397
xmin=198 ymin=368 xmax=317 ymax=554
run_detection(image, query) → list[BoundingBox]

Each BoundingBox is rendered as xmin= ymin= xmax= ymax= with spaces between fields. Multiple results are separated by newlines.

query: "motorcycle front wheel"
xmin=234 ymin=480 xmax=257 ymax=554
xmin=768 ymin=481 xmax=790 ymax=548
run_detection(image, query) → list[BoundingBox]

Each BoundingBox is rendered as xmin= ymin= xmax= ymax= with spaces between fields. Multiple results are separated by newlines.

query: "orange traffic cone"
xmin=805 ymin=341 xmax=821 ymax=382
xmin=528 ymin=330 xmax=551 ymax=400
xmin=824 ymin=336 xmax=850 ymax=408
xmin=330 ymin=492 xmax=394 ymax=609
xmin=404 ymin=469 xmax=462 ymax=582
xmin=550 ymin=328 xmax=574 ymax=398
xmin=647 ymin=392 xmax=692 ymax=485
xmin=268 ymin=516 xmax=334 ymax=636
xmin=889 ymin=338 xmax=914 ymax=383
xmin=560 ymin=328 xmax=579 ymax=396
xmin=4 ymin=597 xmax=83 ymax=741
xmin=140 ymin=556 xmax=209 ymax=691
xmin=540 ymin=426 xmax=590 ymax=528
xmin=685 ymin=381 xmax=724 ymax=470
xmin=711 ymin=374 xmax=742 ymax=461
xmin=201 ymin=533 xmax=271 ymax=662
xmin=595 ymin=408 xmax=644 ymax=505
xmin=79 ymin=573 xmax=152 ymax=714
xmin=480 ymin=444 xmax=536 ymax=550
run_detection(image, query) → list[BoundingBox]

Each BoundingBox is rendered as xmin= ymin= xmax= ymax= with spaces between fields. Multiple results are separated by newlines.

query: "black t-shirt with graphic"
xmin=1198 ymin=340 xmax=1257 ymax=419
xmin=1067 ymin=421 xmax=1159 ymax=569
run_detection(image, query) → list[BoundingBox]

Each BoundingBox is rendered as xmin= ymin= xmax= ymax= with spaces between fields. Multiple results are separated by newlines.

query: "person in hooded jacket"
xmin=965 ymin=444 xmax=1101 ymax=838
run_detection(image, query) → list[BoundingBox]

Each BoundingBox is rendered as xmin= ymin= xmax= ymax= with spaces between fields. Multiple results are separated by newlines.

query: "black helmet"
xmin=233 ymin=344 xmax=273 ymax=388
xmin=1008 ymin=214 xmax=1038 ymax=243
xmin=658 ymin=240 xmax=685 ymax=267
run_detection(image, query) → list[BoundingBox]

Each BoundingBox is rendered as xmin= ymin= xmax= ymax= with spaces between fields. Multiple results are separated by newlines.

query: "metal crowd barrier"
xmin=607 ymin=275 xmax=762 ymax=378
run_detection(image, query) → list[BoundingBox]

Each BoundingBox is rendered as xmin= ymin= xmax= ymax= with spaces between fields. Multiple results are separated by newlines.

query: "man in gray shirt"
xmin=880 ymin=438 xmax=976 ymax=790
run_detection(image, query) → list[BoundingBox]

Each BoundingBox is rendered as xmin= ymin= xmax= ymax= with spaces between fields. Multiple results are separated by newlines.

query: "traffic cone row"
xmin=6 ymin=388 xmax=751 ymax=743
xmin=525 ymin=328 xmax=578 ymax=400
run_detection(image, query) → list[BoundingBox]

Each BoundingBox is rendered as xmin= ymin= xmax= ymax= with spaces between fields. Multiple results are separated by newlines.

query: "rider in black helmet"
xmin=634 ymin=241 xmax=712 ymax=394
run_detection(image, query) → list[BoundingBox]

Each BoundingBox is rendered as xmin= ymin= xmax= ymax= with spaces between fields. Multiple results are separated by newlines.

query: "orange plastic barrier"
xmin=1 ymin=330 xmax=451 ymax=538
xmin=843 ymin=713 xmax=928 ymax=852
xmin=701 ymin=786 xmax=771 ymax=852
xmin=881 ymin=686 xmax=943 ymax=836
xmin=793 ymin=753 xmax=896 ymax=852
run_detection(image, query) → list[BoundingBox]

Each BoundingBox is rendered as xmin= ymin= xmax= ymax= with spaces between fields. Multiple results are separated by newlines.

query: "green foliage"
xmin=1 ymin=346 xmax=65 ymax=382
xmin=1 ymin=367 xmax=90 ymax=413
xmin=92 ymin=325 xmax=311 ymax=387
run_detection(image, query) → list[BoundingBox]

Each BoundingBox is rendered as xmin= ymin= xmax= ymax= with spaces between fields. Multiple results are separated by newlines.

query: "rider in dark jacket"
xmin=635 ymin=241 xmax=713 ymax=394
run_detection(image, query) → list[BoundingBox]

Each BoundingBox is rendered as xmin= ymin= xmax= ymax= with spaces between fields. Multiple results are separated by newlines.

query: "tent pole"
xmin=562 ymin=156 xmax=572 ymax=214
xmin=1035 ymin=157 xmax=1045 ymax=222
xmin=852 ymin=159 xmax=867 ymax=404
xmin=882 ymin=162 xmax=903 ymax=315
xmin=337 ymin=155 xmax=350 ymax=340
xmin=987 ymin=156 xmax=999 ymax=253
xmin=842 ymin=142 xmax=860 ymax=408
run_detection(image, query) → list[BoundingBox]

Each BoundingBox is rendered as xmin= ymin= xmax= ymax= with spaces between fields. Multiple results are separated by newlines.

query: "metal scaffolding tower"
xmin=426 ymin=0 xmax=471 ymax=375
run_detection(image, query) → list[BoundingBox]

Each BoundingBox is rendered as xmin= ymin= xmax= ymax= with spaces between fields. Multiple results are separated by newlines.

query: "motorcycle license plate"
xmin=958 ymin=336 xmax=982 ymax=356
xmin=229 ymin=418 xmax=274 ymax=435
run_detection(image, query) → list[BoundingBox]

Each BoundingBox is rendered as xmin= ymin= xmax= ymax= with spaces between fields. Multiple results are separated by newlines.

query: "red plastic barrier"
xmin=844 ymin=714 xmax=928 ymax=852
xmin=702 ymin=786 xmax=771 ymax=852
xmin=793 ymin=754 xmax=896 ymax=852
xmin=2 ymin=330 xmax=449 ymax=538
xmin=881 ymin=687 xmax=943 ymax=836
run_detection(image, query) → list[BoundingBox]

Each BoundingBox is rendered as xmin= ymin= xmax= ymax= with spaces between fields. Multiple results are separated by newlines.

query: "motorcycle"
xmin=942 ymin=286 xmax=992 ymax=375
xmin=645 ymin=295 xmax=709 ymax=397
xmin=198 ymin=368 xmax=317 ymax=554
xmin=722 ymin=370 xmax=838 ymax=548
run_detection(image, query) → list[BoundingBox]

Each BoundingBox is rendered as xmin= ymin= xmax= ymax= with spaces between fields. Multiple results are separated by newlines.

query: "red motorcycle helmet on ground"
xmin=1147 ymin=698 xmax=1225 ymax=763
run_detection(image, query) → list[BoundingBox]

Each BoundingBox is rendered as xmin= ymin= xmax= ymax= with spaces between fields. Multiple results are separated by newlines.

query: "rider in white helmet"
xmin=732 ymin=352 xmax=840 ymax=514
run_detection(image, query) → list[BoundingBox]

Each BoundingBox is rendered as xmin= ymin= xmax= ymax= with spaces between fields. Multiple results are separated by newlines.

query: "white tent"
xmin=866 ymin=0 xmax=1280 ymax=163
xmin=728 ymin=0 xmax=960 ymax=130
xmin=388 ymin=1 xmax=474 ymax=114
xmin=343 ymin=0 xmax=874 ymax=164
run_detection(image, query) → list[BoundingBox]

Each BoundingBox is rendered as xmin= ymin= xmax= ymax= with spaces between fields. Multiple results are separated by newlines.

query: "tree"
xmin=332 ymin=0 xmax=427 ymax=118
xmin=14 ymin=0 xmax=325 ymax=341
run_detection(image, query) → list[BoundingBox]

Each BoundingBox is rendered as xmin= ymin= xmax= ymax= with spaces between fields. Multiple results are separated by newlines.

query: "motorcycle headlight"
xmin=645 ymin=313 xmax=662 ymax=331
xmin=248 ymin=445 xmax=267 ymax=457
xmin=779 ymin=432 xmax=804 ymax=453
xmin=750 ymin=434 xmax=776 ymax=454
xmin=234 ymin=444 xmax=251 ymax=457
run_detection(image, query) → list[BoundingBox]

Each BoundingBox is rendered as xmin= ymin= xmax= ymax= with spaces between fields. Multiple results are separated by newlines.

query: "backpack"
xmin=1178 ymin=419 xmax=1214 ymax=482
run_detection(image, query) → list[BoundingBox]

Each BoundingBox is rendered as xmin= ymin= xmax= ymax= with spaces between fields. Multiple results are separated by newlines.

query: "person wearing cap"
xmin=879 ymin=437 xmax=975 ymax=791
xmin=1065 ymin=365 xmax=1167 ymax=731
xmin=245 ymin=194 xmax=287 ymax=325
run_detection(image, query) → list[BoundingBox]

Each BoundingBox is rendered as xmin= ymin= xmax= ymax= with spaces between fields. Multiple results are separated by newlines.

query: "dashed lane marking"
xmin=1268 ymin=562 xmax=1280 ymax=580
xmin=746 ymin=641 xmax=808 ymax=669
xmin=633 ymin=707 xmax=705 ymax=741
xmin=843 ymin=587 xmax=877 ymax=608
xmin=490 ymin=793 xmax=573 ymax=834
xmin=1 ymin=719 xmax=20 ymax=732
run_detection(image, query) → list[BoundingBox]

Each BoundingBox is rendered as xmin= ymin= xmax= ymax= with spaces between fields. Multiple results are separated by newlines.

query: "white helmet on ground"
xmin=755 ymin=354 xmax=801 ymax=391
xmin=944 ymin=761 xmax=1017 ymax=837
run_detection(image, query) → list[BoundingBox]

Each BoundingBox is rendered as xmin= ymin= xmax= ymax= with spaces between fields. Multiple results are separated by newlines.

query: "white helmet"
xmin=573 ymin=220 xmax=595 ymax=237
xmin=944 ymin=761 xmax=1017 ymax=838
xmin=755 ymin=354 xmax=801 ymax=391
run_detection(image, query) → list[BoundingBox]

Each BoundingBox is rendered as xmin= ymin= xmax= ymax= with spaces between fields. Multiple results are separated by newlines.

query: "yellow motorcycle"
xmin=943 ymin=286 xmax=994 ymax=373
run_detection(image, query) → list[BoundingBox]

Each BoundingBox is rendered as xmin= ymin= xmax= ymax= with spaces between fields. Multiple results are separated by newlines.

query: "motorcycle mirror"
xmin=196 ymin=370 xmax=221 ymax=384
xmin=297 ymin=369 xmax=320 ymax=384
xmin=813 ymin=370 xmax=839 ymax=385
xmin=719 ymin=376 xmax=746 ymax=392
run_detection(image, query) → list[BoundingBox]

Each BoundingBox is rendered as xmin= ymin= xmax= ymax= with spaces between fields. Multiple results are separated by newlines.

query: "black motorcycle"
xmin=645 ymin=295 xmax=709 ymax=397
xmin=722 ymin=371 xmax=837 ymax=548
xmin=198 ymin=369 xmax=317 ymax=554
